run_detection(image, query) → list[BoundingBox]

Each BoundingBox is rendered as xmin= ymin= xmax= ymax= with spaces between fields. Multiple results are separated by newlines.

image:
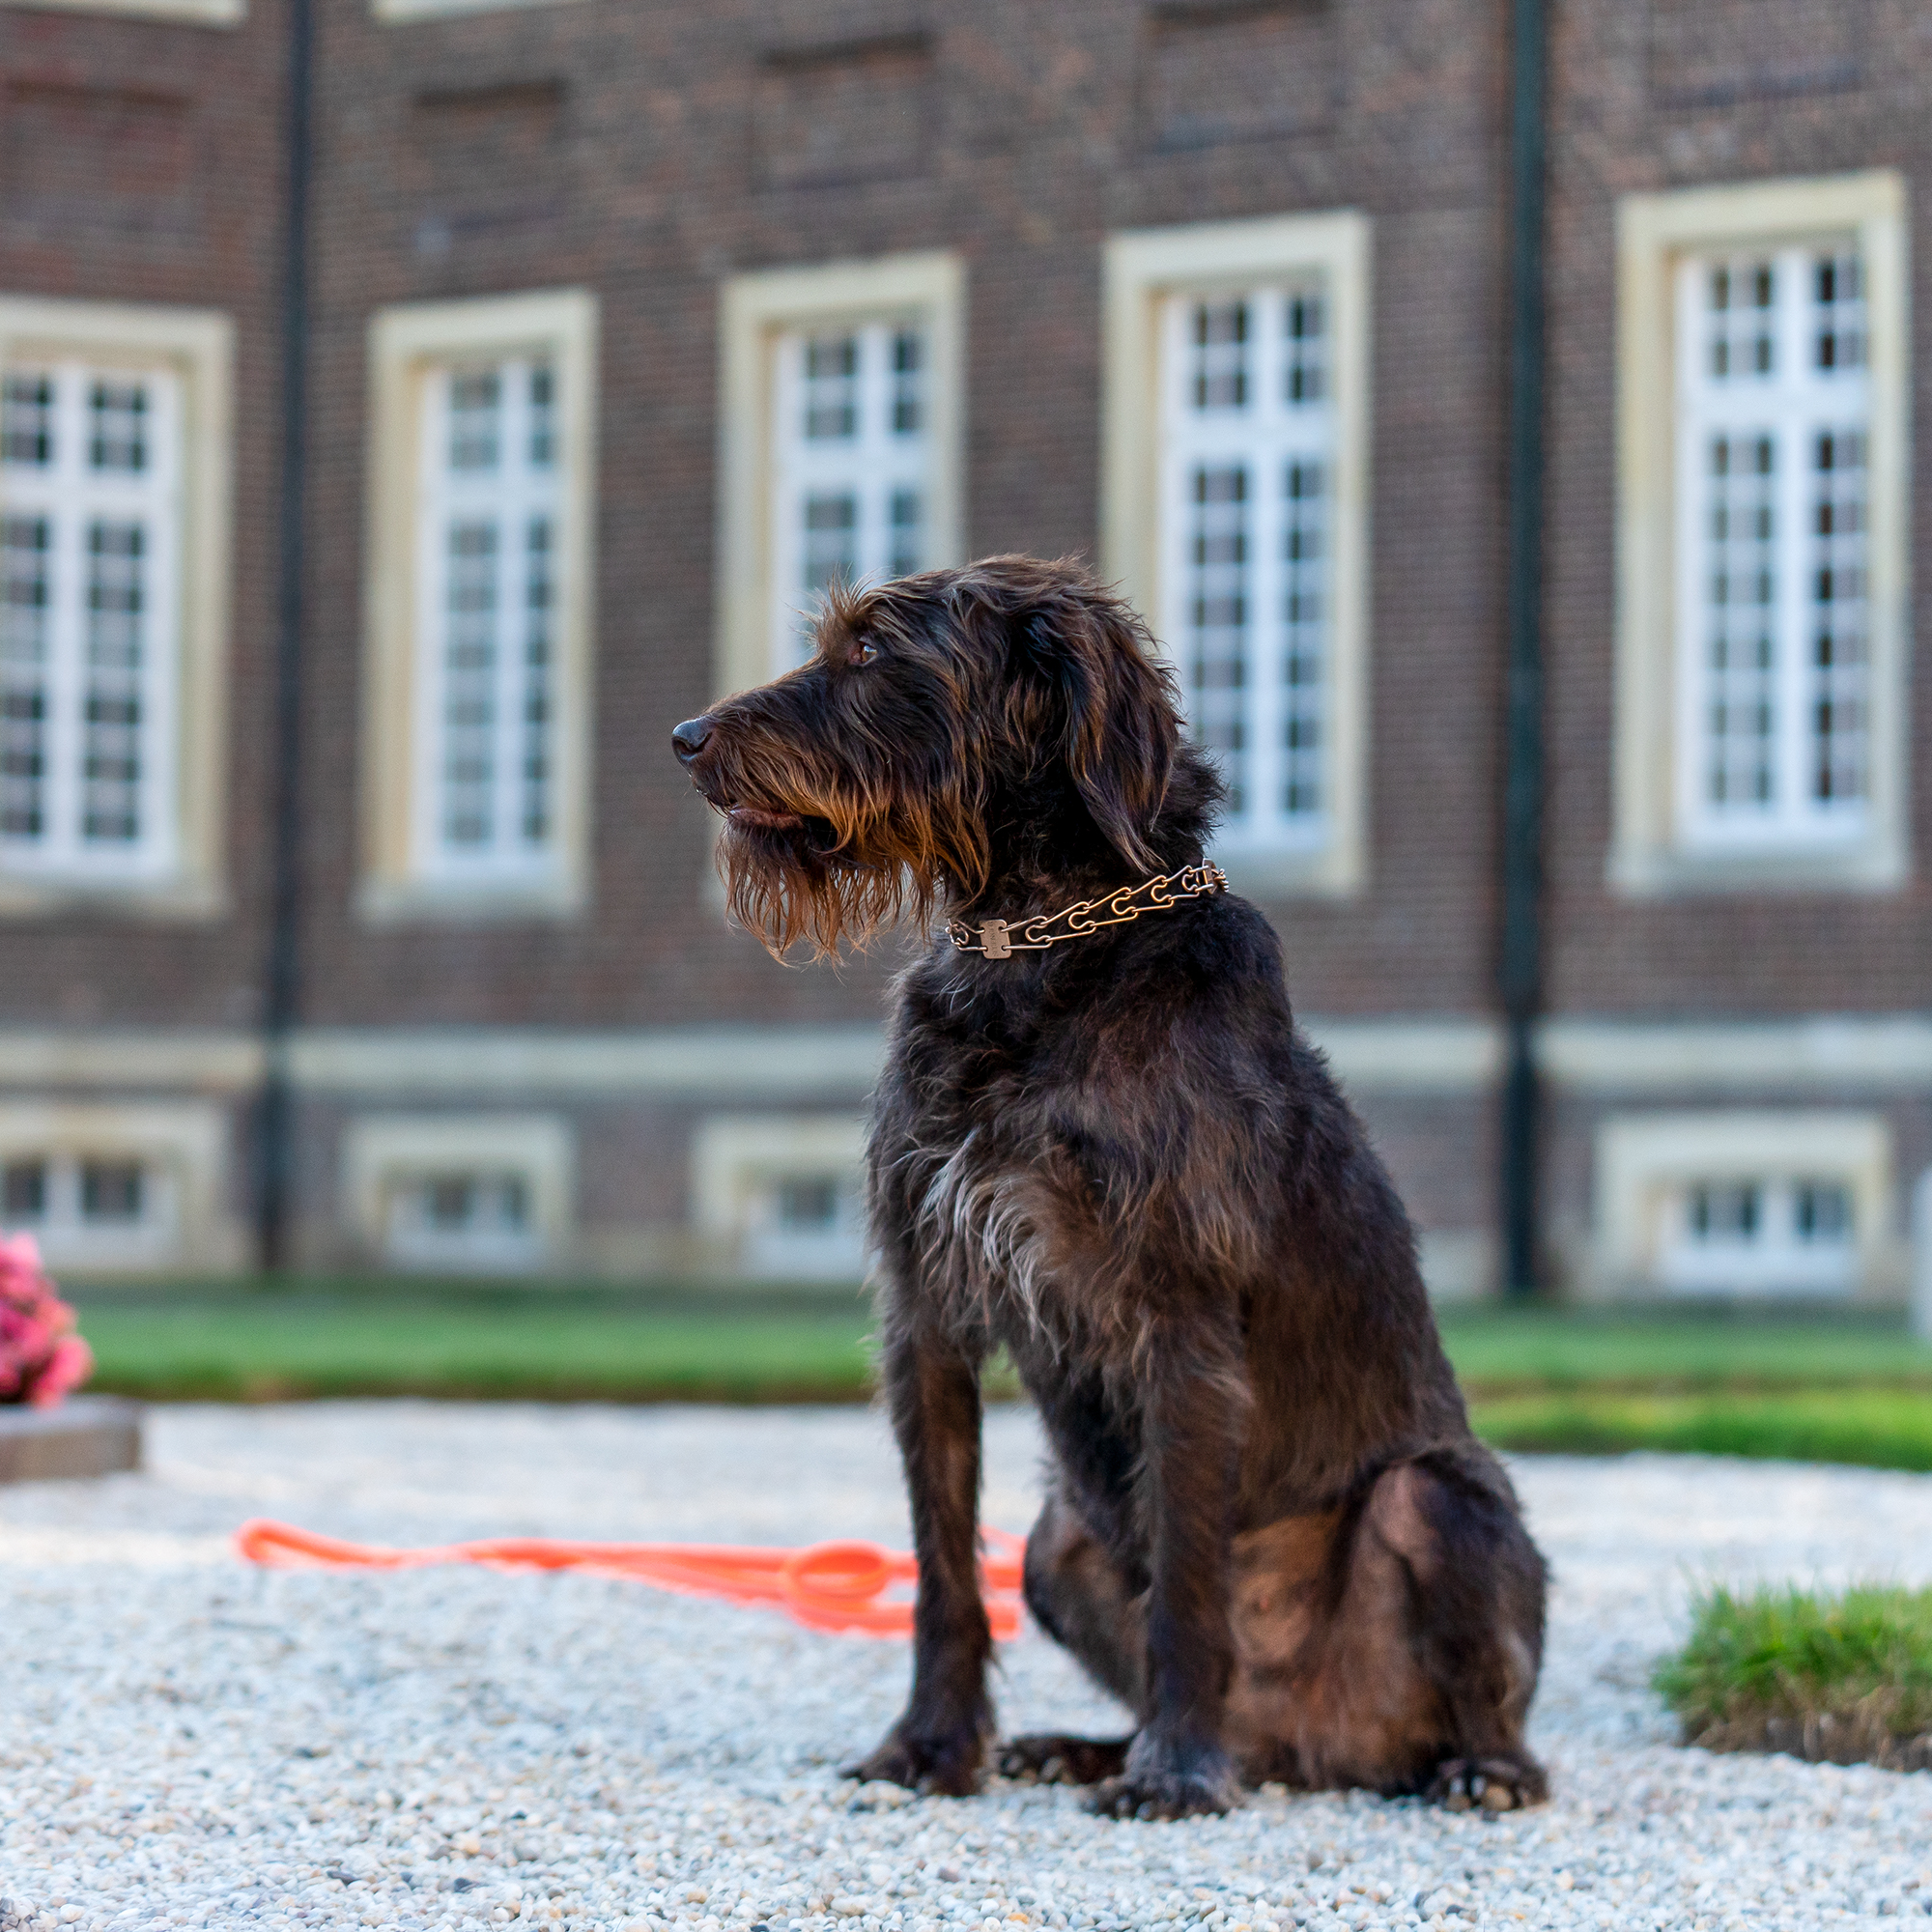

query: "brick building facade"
xmin=0 ymin=0 xmax=1924 ymax=1300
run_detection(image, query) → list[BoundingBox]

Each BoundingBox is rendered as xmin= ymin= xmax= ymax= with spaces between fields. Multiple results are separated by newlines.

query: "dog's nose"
xmin=671 ymin=717 xmax=713 ymax=764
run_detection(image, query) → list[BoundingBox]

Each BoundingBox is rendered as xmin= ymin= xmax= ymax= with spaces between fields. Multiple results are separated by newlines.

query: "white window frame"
xmin=341 ymin=1113 xmax=574 ymax=1275
xmin=0 ymin=298 xmax=233 ymax=920
xmin=1594 ymin=1110 xmax=1898 ymax=1301
xmin=691 ymin=1113 xmax=867 ymax=1282
xmin=361 ymin=290 xmax=597 ymax=923
xmin=1613 ymin=172 xmax=1910 ymax=895
xmin=715 ymin=252 xmax=965 ymax=698
xmin=0 ymin=1098 xmax=244 ymax=1275
xmin=1103 ymin=213 xmax=1372 ymax=899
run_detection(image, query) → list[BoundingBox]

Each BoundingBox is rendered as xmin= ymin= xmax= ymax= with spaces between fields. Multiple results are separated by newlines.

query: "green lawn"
xmin=1437 ymin=1308 xmax=1932 ymax=1396
xmin=72 ymin=1284 xmax=876 ymax=1404
xmin=62 ymin=1286 xmax=1932 ymax=1472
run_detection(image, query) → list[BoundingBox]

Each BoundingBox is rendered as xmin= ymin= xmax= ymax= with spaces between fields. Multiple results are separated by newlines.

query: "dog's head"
xmin=672 ymin=555 xmax=1205 ymax=957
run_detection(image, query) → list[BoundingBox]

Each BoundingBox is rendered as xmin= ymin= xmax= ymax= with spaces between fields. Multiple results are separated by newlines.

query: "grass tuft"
xmin=1655 ymin=1582 xmax=1932 ymax=1771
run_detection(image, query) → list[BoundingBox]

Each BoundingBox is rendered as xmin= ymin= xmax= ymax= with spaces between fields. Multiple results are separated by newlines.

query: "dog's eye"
xmin=854 ymin=640 xmax=879 ymax=667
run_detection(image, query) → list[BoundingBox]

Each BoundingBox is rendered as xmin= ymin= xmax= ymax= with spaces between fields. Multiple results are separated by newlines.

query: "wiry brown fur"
xmin=673 ymin=556 xmax=1548 ymax=1821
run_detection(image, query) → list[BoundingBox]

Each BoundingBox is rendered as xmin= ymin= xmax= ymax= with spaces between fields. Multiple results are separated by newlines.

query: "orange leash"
xmin=234 ymin=1519 xmax=1027 ymax=1640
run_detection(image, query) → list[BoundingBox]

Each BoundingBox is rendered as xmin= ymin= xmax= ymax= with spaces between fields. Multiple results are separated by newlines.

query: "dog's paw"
xmin=839 ymin=1717 xmax=987 ymax=1799
xmin=1426 ymin=1754 xmax=1548 ymax=1814
xmin=996 ymin=1733 xmax=1132 ymax=1787
xmin=1086 ymin=1737 xmax=1240 ymax=1821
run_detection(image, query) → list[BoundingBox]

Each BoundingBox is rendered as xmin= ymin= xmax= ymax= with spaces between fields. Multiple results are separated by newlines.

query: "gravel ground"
xmin=4 ymin=1404 xmax=1931 ymax=1932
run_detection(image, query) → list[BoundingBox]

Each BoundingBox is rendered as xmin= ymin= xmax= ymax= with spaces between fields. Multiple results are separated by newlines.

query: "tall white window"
xmin=1613 ymin=173 xmax=1907 ymax=895
xmin=0 ymin=362 xmax=179 ymax=879
xmin=1104 ymin=213 xmax=1370 ymax=897
xmin=1160 ymin=286 xmax=1332 ymax=850
xmin=769 ymin=321 xmax=930 ymax=668
xmin=716 ymin=253 xmax=964 ymax=696
xmin=415 ymin=357 xmax=560 ymax=876
xmin=362 ymin=289 xmax=596 ymax=922
xmin=1674 ymin=243 xmax=1871 ymax=852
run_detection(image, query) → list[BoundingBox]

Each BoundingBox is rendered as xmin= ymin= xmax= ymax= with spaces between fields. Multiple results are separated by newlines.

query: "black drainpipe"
xmin=1499 ymin=0 xmax=1548 ymax=1299
xmin=259 ymin=0 xmax=315 ymax=1273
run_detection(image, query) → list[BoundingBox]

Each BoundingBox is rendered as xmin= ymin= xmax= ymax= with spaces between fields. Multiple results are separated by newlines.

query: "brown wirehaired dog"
xmin=672 ymin=556 xmax=1548 ymax=1820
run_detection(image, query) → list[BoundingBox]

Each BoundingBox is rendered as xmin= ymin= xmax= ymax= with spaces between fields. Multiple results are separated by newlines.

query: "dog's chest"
xmin=890 ymin=1031 xmax=1094 ymax=1345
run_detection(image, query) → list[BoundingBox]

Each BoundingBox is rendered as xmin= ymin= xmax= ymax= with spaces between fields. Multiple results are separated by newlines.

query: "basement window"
xmin=383 ymin=1169 xmax=540 ymax=1273
xmin=1660 ymin=1174 xmax=1857 ymax=1293
xmin=0 ymin=1151 xmax=175 ymax=1262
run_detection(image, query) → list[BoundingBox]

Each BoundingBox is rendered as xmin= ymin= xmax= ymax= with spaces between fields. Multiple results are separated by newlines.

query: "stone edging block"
xmin=0 ymin=1396 xmax=143 ymax=1483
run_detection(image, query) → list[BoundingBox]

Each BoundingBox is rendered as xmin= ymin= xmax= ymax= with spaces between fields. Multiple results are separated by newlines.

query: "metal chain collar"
xmin=947 ymin=862 xmax=1229 ymax=960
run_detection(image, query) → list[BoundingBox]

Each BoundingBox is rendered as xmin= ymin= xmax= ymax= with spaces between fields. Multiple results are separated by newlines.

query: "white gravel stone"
xmin=2 ymin=1402 xmax=1930 ymax=1931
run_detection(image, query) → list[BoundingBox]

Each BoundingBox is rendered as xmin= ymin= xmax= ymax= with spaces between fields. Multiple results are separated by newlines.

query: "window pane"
xmin=1189 ymin=299 xmax=1249 ymax=412
xmin=441 ymin=520 xmax=498 ymax=847
xmin=1812 ymin=250 xmax=1865 ymax=373
xmin=527 ymin=364 xmax=556 ymax=469
xmin=2 ymin=1158 xmax=46 ymax=1223
xmin=891 ymin=329 xmax=924 ymax=436
xmin=777 ymin=1175 xmax=840 ymax=1233
xmin=803 ymin=492 xmax=858 ymax=602
xmin=888 ymin=489 xmax=922 ymax=578
xmin=1 ymin=375 xmax=55 ymax=469
xmin=448 ymin=371 xmax=501 ymax=471
xmin=82 ymin=520 xmax=147 ymax=844
xmin=1702 ymin=434 xmax=1777 ymax=810
xmin=1794 ymin=1179 xmax=1852 ymax=1244
xmin=1184 ymin=464 xmax=1250 ymax=814
xmin=0 ymin=518 xmax=51 ymax=841
xmin=1282 ymin=459 xmax=1324 ymax=818
xmin=1706 ymin=258 xmax=1776 ymax=381
xmin=80 ymin=1159 xmax=144 ymax=1224
xmin=1809 ymin=427 xmax=1868 ymax=805
xmin=522 ymin=517 xmax=554 ymax=845
xmin=1285 ymin=292 xmax=1325 ymax=406
xmin=803 ymin=335 xmax=859 ymax=440
xmin=88 ymin=380 xmax=149 ymax=473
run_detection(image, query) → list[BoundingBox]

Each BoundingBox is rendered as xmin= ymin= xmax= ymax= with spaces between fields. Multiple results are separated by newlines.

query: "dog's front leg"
xmin=1092 ymin=1326 xmax=1244 ymax=1820
xmin=842 ymin=1321 xmax=992 ymax=1795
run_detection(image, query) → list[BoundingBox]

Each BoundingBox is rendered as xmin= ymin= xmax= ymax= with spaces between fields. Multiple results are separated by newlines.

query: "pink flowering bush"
xmin=0 ymin=1235 xmax=93 ymax=1407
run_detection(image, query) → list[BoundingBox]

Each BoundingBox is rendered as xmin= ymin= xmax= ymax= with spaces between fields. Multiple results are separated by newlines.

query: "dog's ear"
xmin=1023 ymin=586 xmax=1179 ymax=871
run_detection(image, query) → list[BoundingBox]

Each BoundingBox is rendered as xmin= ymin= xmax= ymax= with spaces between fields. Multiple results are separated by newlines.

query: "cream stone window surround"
xmin=715 ymin=251 xmax=966 ymax=700
xmin=360 ymin=289 xmax=597 ymax=924
xmin=0 ymin=0 xmax=242 ymax=23
xmin=1594 ymin=1109 xmax=1897 ymax=1300
xmin=1613 ymin=171 xmax=1910 ymax=895
xmin=341 ymin=1112 xmax=574 ymax=1270
xmin=691 ymin=1113 xmax=867 ymax=1280
xmin=0 ymin=1098 xmax=244 ymax=1274
xmin=0 ymin=298 xmax=233 ymax=920
xmin=1102 ymin=212 xmax=1373 ymax=899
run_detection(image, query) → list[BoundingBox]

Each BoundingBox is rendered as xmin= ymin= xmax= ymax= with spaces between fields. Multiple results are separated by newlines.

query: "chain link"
xmin=946 ymin=863 xmax=1229 ymax=959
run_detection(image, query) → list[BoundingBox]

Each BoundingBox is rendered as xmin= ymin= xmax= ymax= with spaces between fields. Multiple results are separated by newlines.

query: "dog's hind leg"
xmin=1244 ymin=1455 xmax=1547 ymax=1807
xmin=995 ymin=1487 xmax=1144 ymax=1787
xmin=1393 ymin=1450 xmax=1548 ymax=1812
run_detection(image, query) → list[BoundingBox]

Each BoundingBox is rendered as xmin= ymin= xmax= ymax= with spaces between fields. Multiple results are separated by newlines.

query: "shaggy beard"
xmin=719 ymin=819 xmax=943 ymax=961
